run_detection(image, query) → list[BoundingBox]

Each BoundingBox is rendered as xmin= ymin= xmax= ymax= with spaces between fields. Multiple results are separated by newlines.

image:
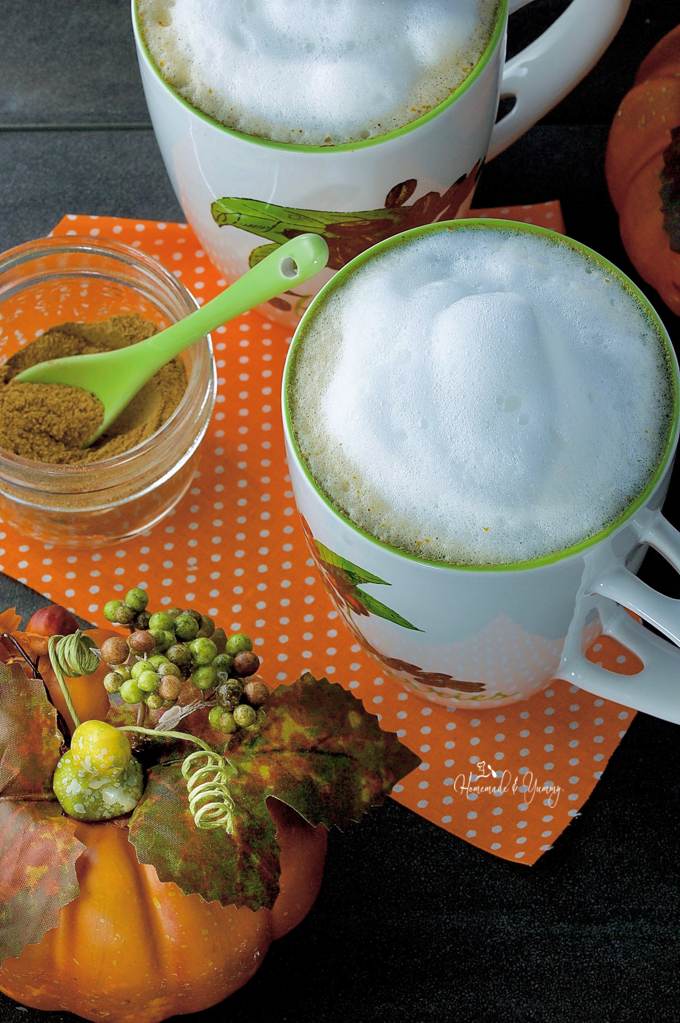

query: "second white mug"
xmin=133 ymin=0 xmax=631 ymax=323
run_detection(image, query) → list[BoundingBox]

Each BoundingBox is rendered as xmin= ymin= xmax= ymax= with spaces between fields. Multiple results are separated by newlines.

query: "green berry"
xmin=125 ymin=587 xmax=148 ymax=613
xmin=212 ymin=653 xmax=234 ymax=675
xmin=189 ymin=637 xmax=218 ymax=666
xmin=191 ymin=665 xmax=217 ymax=691
xmin=150 ymin=628 xmax=175 ymax=652
xmin=114 ymin=665 xmax=131 ymax=682
xmin=119 ymin=679 xmax=144 ymax=704
xmin=208 ymin=706 xmax=225 ymax=730
xmin=103 ymin=671 xmax=123 ymax=694
xmin=115 ymin=604 xmax=137 ymax=626
xmin=212 ymin=627 xmax=227 ymax=653
xmin=148 ymin=654 xmax=170 ymax=670
xmin=174 ymin=613 xmax=199 ymax=641
xmin=166 ymin=643 xmax=192 ymax=668
xmin=148 ymin=611 xmax=175 ymax=632
xmin=233 ymin=704 xmax=257 ymax=728
xmin=210 ymin=708 xmax=237 ymax=734
xmin=166 ymin=607 xmax=183 ymax=619
xmin=226 ymin=632 xmax=253 ymax=656
xmin=145 ymin=692 xmax=164 ymax=710
xmin=130 ymin=659 xmax=150 ymax=680
xmin=103 ymin=600 xmax=125 ymax=623
xmin=138 ymin=670 xmax=160 ymax=693
xmin=158 ymin=661 xmax=181 ymax=678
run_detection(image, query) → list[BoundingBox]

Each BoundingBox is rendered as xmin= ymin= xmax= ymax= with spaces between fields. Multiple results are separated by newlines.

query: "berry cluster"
xmin=99 ymin=589 xmax=267 ymax=733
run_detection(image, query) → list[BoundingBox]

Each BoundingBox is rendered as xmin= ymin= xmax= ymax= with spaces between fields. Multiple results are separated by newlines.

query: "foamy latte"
xmin=289 ymin=226 xmax=674 ymax=566
xmin=137 ymin=0 xmax=500 ymax=145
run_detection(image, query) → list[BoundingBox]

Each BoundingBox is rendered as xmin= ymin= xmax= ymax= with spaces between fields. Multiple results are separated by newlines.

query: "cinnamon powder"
xmin=0 ymin=316 xmax=187 ymax=465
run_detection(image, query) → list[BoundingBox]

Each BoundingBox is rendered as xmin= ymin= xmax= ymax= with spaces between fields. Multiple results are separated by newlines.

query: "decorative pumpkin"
xmin=606 ymin=26 xmax=680 ymax=315
xmin=0 ymin=799 xmax=327 ymax=1023
xmin=1 ymin=600 xmax=417 ymax=1023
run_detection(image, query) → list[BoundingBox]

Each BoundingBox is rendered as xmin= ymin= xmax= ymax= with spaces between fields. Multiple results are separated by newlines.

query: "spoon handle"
xmin=138 ymin=233 xmax=328 ymax=367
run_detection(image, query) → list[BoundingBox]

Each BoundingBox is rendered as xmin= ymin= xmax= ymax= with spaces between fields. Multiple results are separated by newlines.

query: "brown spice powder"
xmin=0 ymin=315 xmax=187 ymax=465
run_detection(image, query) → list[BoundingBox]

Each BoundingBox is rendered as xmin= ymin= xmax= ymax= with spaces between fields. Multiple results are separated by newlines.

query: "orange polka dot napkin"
xmin=0 ymin=203 xmax=639 ymax=866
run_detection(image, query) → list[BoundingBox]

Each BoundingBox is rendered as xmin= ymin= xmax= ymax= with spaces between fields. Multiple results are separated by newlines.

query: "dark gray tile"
xmin=0 ymin=0 xmax=148 ymax=126
xmin=0 ymin=128 xmax=180 ymax=249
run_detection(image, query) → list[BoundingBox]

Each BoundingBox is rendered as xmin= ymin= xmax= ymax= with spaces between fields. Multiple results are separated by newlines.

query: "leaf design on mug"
xmin=300 ymin=521 xmax=421 ymax=632
xmin=210 ymin=161 xmax=483 ymax=311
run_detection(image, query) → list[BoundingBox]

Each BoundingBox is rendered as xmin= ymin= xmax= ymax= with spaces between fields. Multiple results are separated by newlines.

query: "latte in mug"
xmin=289 ymin=225 xmax=674 ymax=566
xmin=136 ymin=0 xmax=500 ymax=145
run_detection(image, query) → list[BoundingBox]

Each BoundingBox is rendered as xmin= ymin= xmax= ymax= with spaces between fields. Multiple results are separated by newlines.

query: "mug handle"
xmin=488 ymin=0 xmax=631 ymax=159
xmin=559 ymin=513 xmax=680 ymax=722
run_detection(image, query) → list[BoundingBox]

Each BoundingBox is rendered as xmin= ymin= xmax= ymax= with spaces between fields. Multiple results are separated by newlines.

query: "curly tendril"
xmin=181 ymin=749 xmax=235 ymax=832
xmin=48 ymin=631 xmax=99 ymax=730
xmin=119 ymin=725 xmax=235 ymax=834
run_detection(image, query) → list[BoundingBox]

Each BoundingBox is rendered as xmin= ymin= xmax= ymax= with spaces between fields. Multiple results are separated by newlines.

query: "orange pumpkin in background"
xmin=606 ymin=25 xmax=680 ymax=315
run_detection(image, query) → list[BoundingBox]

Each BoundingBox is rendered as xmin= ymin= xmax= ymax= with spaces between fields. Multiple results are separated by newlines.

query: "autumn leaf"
xmin=0 ymin=661 xmax=63 ymax=797
xmin=128 ymin=762 xmax=280 ymax=909
xmin=0 ymin=801 xmax=84 ymax=960
xmin=0 ymin=609 xmax=21 ymax=635
xmin=129 ymin=674 xmax=419 ymax=910
xmin=225 ymin=674 xmax=420 ymax=828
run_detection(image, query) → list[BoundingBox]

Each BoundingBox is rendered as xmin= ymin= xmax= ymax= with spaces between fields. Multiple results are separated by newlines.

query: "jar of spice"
xmin=0 ymin=237 xmax=216 ymax=547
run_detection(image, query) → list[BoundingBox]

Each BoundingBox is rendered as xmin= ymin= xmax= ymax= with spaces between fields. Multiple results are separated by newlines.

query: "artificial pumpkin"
xmin=0 ymin=799 xmax=327 ymax=1023
xmin=1 ymin=603 xmax=416 ymax=1023
xmin=0 ymin=621 xmax=327 ymax=1022
xmin=606 ymin=25 xmax=680 ymax=315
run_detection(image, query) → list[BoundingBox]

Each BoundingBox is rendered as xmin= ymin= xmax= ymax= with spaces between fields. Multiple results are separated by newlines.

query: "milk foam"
xmin=291 ymin=229 xmax=673 ymax=565
xmin=138 ymin=0 xmax=499 ymax=145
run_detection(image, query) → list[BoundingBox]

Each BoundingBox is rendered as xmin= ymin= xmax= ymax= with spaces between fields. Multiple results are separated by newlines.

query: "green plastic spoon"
xmin=14 ymin=233 xmax=329 ymax=445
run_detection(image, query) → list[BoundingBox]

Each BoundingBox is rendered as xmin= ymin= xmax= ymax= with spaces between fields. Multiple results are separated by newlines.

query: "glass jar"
xmin=0 ymin=237 xmax=216 ymax=547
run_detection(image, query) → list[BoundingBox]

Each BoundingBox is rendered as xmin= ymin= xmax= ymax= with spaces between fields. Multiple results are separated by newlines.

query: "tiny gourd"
xmin=0 ymin=664 xmax=327 ymax=1022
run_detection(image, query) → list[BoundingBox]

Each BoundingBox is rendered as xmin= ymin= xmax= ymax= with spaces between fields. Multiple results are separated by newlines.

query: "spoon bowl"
xmin=14 ymin=233 xmax=329 ymax=444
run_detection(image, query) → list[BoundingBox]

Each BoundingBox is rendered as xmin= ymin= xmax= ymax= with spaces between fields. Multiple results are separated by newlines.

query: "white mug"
xmin=132 ymin=0 xmax=631 ymax=323
xmin=281 ymin=219 xmax=680 ymax=723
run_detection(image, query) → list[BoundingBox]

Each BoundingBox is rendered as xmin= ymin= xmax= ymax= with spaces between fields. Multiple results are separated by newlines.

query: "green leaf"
xmin=0 ymin=801 xmax=84 ymax=961
xmin=248 ymin=242 xmax=279 ymax=268
xmin=358 ymin=592 xmax=422 ymax=631
xmin=0 ymin=661 xmax=63 ymax=797
xmin=661 ymin=125 xmax=680 ymax=253
xmin=226 ymin=674 xmax=420 ymax=828
xmin=314 ymin=540 xmax=388 ymax=585
xmin=128 ymin=762 xmax=279 ymax=910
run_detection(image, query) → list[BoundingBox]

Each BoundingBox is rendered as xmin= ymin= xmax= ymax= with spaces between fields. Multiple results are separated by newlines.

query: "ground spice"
xmin=0 ymin=316 xmax=187 ymax=465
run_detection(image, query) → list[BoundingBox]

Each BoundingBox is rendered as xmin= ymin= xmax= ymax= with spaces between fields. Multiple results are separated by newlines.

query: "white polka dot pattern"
xmin=0 ymin=207 xmax=638 ymax=866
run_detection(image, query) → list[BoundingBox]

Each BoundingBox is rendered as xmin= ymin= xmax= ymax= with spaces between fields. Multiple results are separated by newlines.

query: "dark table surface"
xmin=1 ymin=2 xmax=680 ymax=1021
